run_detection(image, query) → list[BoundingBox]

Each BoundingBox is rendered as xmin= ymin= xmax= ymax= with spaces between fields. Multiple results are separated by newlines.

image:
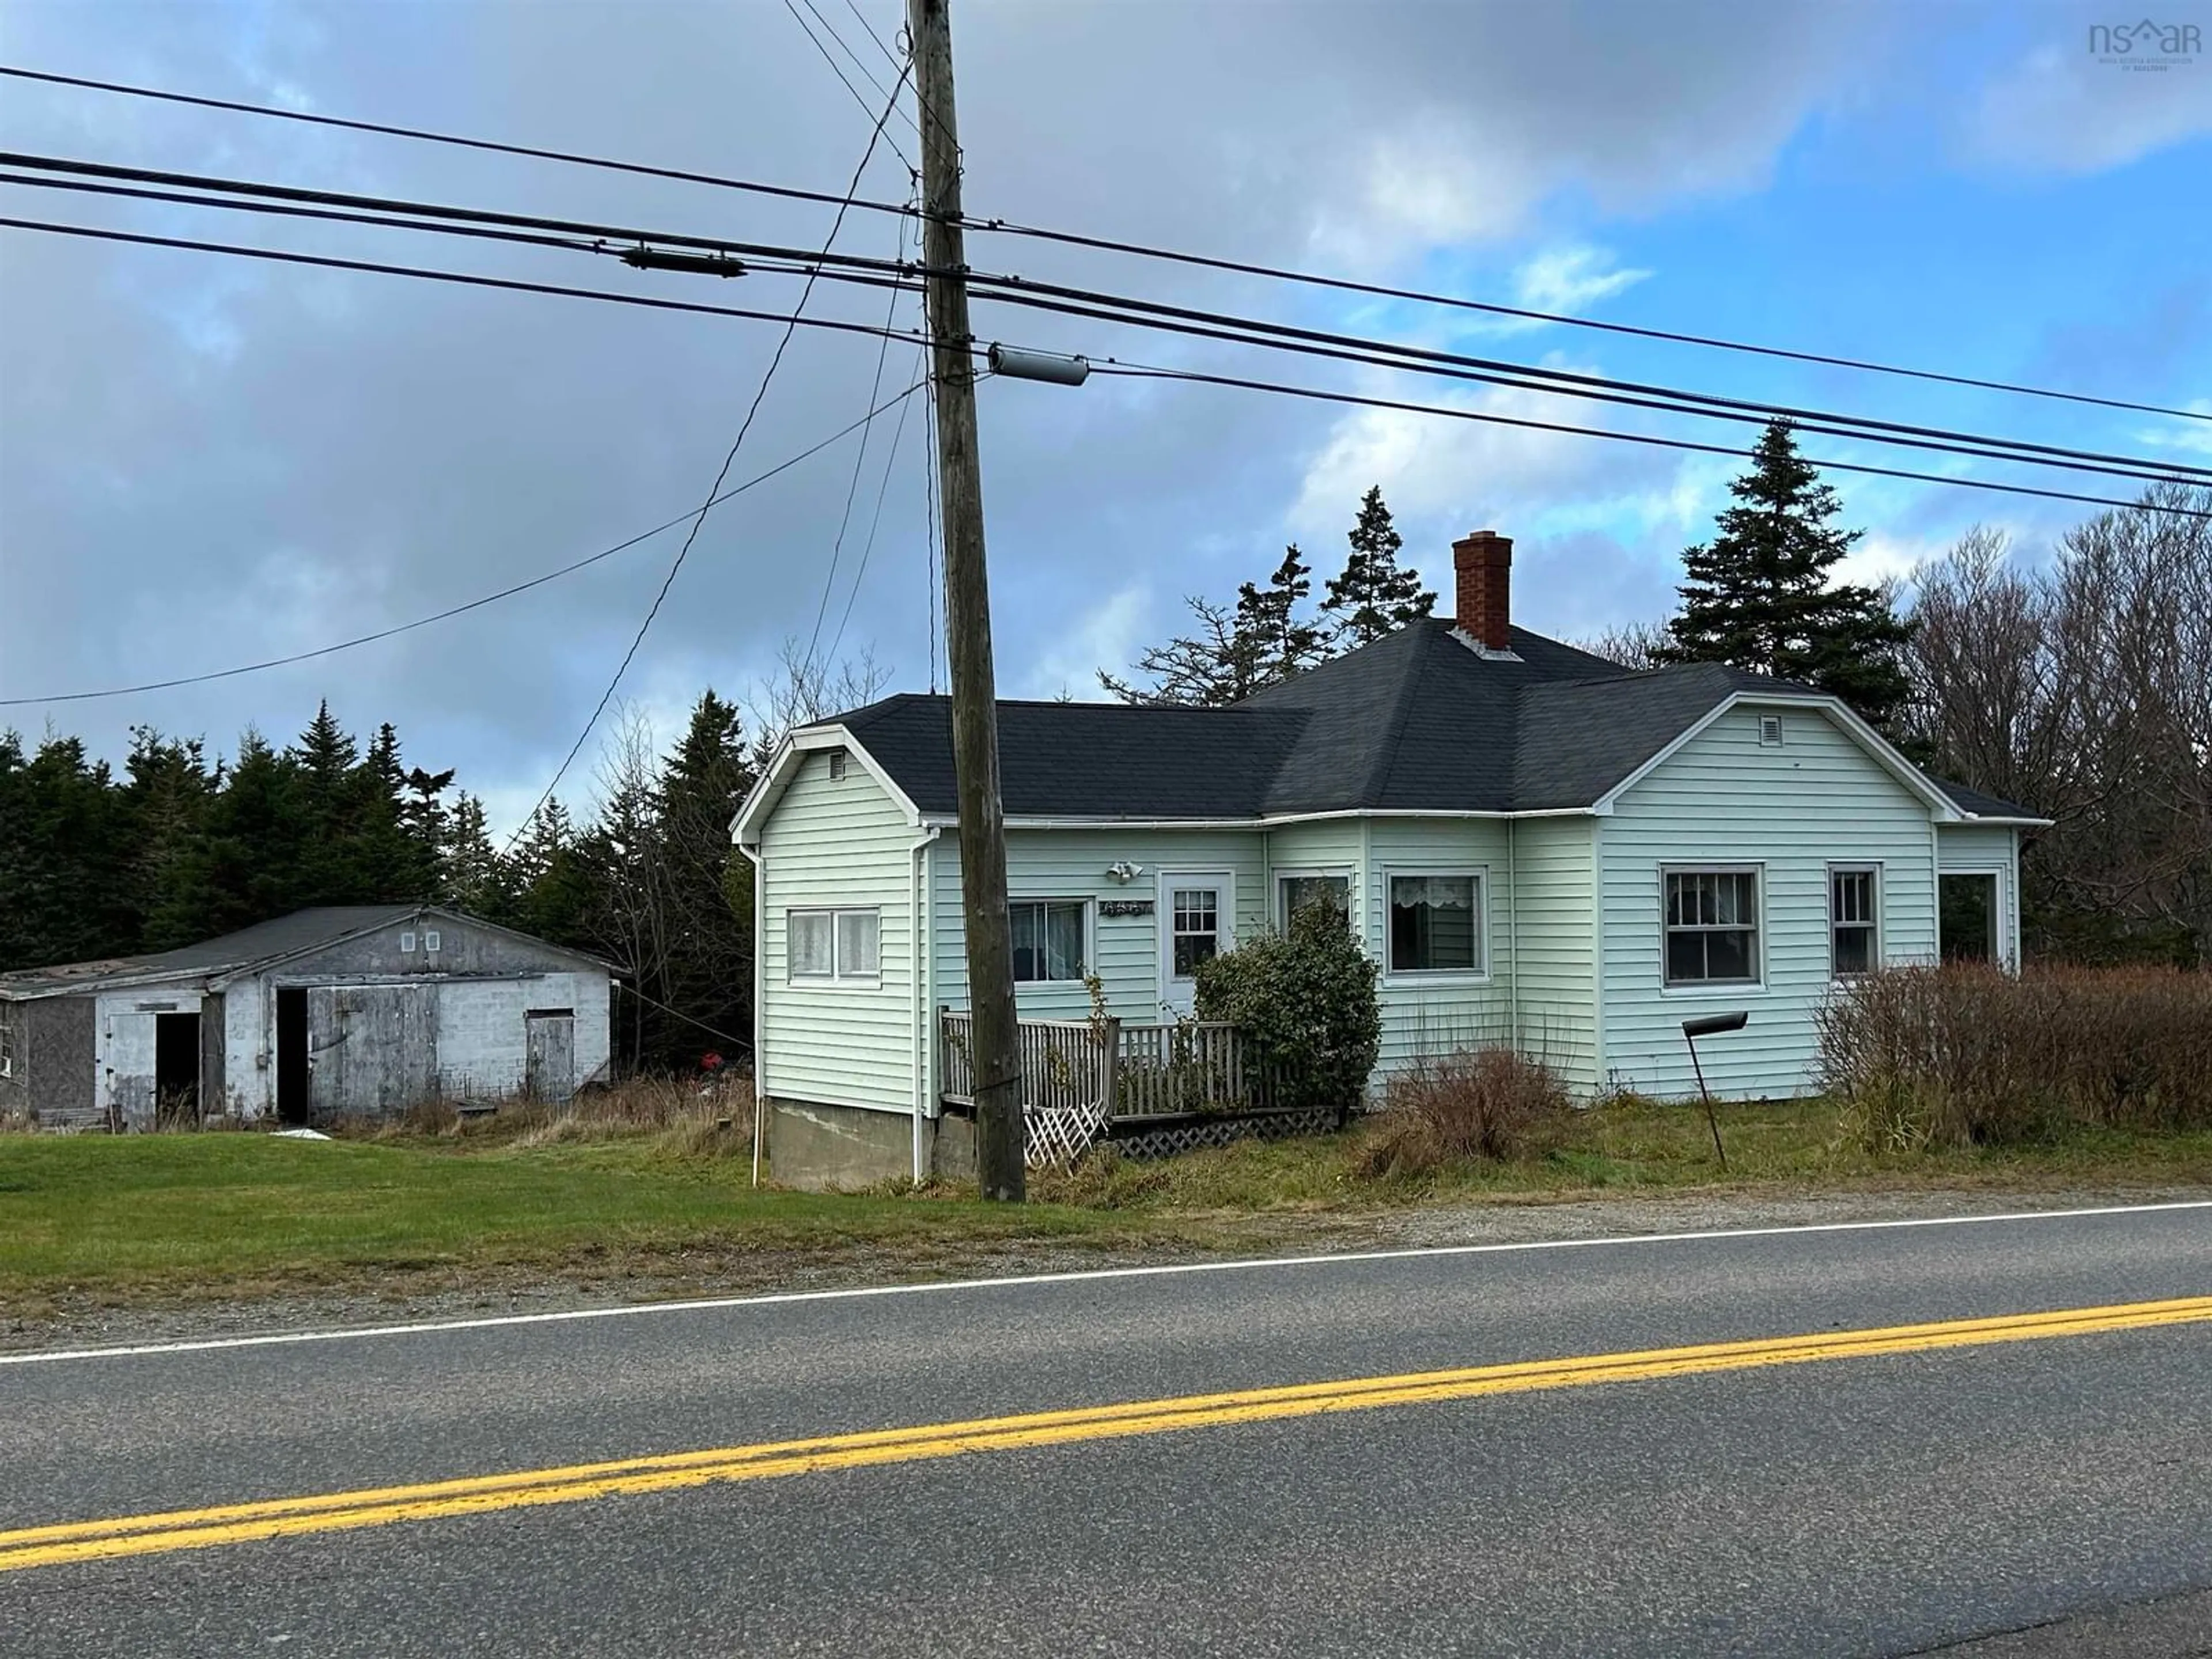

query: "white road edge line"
xmin=7 ymin=1198 xmax=2210 ymax=1368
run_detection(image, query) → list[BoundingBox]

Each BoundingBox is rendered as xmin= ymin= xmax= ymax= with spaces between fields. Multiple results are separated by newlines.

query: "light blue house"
xmin=736 ymin=531 xmax=2042 ymax=1184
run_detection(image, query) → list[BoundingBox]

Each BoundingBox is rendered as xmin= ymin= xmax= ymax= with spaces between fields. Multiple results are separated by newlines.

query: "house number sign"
xmin=1099 ymin=899 xmax=1154 ymax=917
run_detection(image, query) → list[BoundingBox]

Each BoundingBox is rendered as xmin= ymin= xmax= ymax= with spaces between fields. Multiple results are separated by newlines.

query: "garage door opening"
xmin=154 ymin=1012 xmax=201 ymax=1126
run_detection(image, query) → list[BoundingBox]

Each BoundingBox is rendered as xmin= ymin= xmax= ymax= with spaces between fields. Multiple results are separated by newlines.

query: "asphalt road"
xmin=4 ymin=1202 xmax=2210 ymax=1657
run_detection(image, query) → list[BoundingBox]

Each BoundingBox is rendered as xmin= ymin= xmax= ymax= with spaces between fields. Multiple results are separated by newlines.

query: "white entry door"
xmin=1157 ymin=873 xmax=1233 ymax=1018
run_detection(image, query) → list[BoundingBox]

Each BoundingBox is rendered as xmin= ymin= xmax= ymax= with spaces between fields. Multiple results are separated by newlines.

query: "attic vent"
xmin=827 ymin=748 xmax=849 ymax=781
xmin=400 ymin=931 xmax=418 ymax=953
xmin=1758 ymin=715 xmax=1785 ymax=748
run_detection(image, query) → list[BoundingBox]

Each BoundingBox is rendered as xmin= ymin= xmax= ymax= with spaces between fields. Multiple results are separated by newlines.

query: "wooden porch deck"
xmin=937 ymin=1007 xmax=1300 ymax=1166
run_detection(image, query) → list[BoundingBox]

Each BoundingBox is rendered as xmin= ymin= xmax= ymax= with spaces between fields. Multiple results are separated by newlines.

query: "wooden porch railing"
xmin=938 ymin=1008 xmax=1282 ymax=1165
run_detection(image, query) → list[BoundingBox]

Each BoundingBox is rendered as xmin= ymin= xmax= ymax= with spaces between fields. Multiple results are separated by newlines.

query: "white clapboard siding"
xmin=757 ymin=748 xmax=918 ymax=1114
xmin=1597 ymin=704 xmax=1941 ymax=1100
xmin=930 ymin=827 xmax=1269 ymax=1025
xmin=1511 ymin=816 xmax=1601 ymax=1092
xmin=1365 ymin=819 xmax=1514 ymax=1078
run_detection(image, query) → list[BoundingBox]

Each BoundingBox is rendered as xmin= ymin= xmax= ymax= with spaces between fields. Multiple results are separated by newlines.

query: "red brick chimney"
xmin=1453 ymin=530 xmax=1513 ymax=652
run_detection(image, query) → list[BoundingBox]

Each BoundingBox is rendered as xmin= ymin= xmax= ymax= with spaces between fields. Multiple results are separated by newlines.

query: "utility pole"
xmin=908 ymin=0 xmax=1024 ymax=1200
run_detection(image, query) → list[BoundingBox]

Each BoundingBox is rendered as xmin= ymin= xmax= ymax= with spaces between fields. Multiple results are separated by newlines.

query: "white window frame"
xmin=423 ymin=929 xmax=442 ymax=954
xmin=1828 ymin=863 xmax=1882 ymax=980
xmin=1660 ymin=864 xmax=1766 ymax=993
xmin=1010 ymin=897 xmax=1093 ymax=985
xmin=1382 ymin=865 xmax=1490 ymax=982
xmin=399 ymin=931 xmax=416 ymax=953
xmin=786 ymin=906 xmax=882 ymax=986
xmin=0 ymin=1017 xmax=16 ymax=1080
xmin=1274 ymin=867 xmax=1354 ymax=933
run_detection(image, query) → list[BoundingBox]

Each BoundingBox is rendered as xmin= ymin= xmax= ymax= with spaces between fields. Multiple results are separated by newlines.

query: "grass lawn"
xmin=0 ymin=1130 xmax=1177 ymax=1313
xmin=3 ymin=1097 xmax=2208 ymax=1314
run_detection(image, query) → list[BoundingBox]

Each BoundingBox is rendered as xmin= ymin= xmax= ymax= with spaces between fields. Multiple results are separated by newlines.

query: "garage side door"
xmin=525 ymin=1009 xmax=576 ymax=1103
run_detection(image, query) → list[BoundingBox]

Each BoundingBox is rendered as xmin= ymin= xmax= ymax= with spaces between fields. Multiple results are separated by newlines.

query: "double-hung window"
xmin=1012 ymin=900 xmax=1088 ymax=983
xmin=1389 ymin=871 xmax=1483 ymax=974
xmin=1663 ymin=868 xmax=1761 ymax=987
xmin=788 ymin=907 xmax=881 ymax=983
xmin=1830 ymin=866 xmax=1880 ymax=978
xmin=1277 ymin=871 xmax=1351 ymax=931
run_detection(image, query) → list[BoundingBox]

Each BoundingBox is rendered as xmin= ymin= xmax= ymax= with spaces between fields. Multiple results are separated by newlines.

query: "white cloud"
xmin=2137 ymin=401 xmax=2212 ymax=456
xmin=1513 ymin=246 xmax=1653 ymax=315
xmin=1018 ymin=583 xmax=1151 ymax=700
xmin=1835 ymin=530 xmax=1945 ymax=590
xmin=1967 ymin=39 xmax=2212 ymax=173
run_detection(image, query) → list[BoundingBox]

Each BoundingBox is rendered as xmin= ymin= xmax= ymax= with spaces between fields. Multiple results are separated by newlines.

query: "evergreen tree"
xmin=441 ymin=793 xmax=514 ymax=923
xmin=1235 ymin=544 xmax=1330 ymax=685
xmin=1656 ymin=419 xmax=1916 ymax=732
xmin=1323 ymin=487 xmax=1434 ymax=647
xmin=0 ymin=732 xmax=138 ymax=967
xmin=507 ymin=800 xmax=594 ymax=948
xmin=346 ymin=722 xmax=436 ymax=900
xmin=176 ymin=731 xmax=309 ymax=938
xmin=124 ymin=728 xmax=219 ymax=951
xmin=653 ymin=691 xmax=758 ymax=1066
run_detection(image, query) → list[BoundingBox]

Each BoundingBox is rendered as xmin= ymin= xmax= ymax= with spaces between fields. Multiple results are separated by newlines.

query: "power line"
xmin=0 ymin=382 xmax=925 ymax=708
xmin=5 ymin=150 xmax=2198 ymax=487
xmin=959 ymin=210 xmax=2212 ymax=426
xmin=954 ymin=279 xmax=2212 ymax=487
xmin=0 ymin=215 xmax=933 ymax=354
xmin=4 ymin=62 xmax=2199 ymax=426
xmin=840 ymin=0 xmax=907 ymax=74
xmin=4 ymin=208 xmax=2195 ymax=498
xmin=1093 ymin=365 xmax=2212 ymax=521
xmin=802 ymin=202 xmax=911 ymax=675
xmin=498 ymin=67 xmax=914 ymax=854
xmin=827 ymin=341 xmax=931 ymax=668
xmin=781 ymin=0 xmax=919 ymax=168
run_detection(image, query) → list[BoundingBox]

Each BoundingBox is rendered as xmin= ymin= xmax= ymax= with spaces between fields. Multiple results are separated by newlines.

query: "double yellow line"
xmin=6 ymin=1293 xmax=2210 ymax=1574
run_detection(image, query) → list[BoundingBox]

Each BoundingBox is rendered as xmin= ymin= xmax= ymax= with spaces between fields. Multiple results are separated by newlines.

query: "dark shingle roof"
xmin=0 ymin=906 xmax=424 ymax=997
xmin=825 ymin=620 xmax=1960 ymax=823
xmin=1931 ymin=778 xmax=2042 ymax=820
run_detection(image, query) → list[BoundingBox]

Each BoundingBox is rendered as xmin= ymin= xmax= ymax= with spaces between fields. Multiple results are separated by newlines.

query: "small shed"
xmin=0 ymin=906 xmax=615 ymax=1130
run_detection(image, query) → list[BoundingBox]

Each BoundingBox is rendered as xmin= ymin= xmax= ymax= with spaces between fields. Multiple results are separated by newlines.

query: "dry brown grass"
xmin=333 ymin=1074 xmax=755 ymax=1154
xmin=1820 ymin=964 xmax=2212 ymax=1148
xmin=1354 ymin=1048 xmax=1574 ymax=1177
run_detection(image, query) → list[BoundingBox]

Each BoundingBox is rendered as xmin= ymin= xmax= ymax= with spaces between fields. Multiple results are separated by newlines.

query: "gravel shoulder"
xmin=10 ymin=1180 xmax=2204 ymax=1358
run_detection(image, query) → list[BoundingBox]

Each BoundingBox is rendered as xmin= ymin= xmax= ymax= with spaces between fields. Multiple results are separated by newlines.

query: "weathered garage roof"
xmin=0 ymin=906 xmax=613 ymax=999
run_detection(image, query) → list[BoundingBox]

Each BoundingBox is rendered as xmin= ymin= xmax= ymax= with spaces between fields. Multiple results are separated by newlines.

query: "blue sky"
xmin=1 ymin=0 xmax=2206 ymax=831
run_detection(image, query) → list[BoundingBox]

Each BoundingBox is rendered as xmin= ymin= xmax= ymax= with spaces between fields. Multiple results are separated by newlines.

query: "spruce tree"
xmin=1323 ymin=486 xmax=1434 ymax=647
xmin=1657 ymin=419 xmax=1916 ymax=732
xmin=1236 ymin=544 xmax=1330 ymax=686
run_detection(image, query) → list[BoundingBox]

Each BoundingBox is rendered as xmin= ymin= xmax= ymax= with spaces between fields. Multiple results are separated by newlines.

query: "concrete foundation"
xmin=763 ymin=1097 xmax=978 ymax=1190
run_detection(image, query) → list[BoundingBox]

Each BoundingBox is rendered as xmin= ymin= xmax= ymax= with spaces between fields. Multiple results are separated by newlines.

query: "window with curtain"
xmin=1664 ymin=869 xmax=1761 ymax=986
xmin=1012 ymin=900 xmax=1088 ymax=983
xmin=1277 ymin=873 xmax=1351 ymax=931
xmin=788 ymin=908 xmax=880 ymax=982
xmin=1830 ymin=867 xmax=1879 ymax=977
xmin=1389 ymin=872 xmax=1481 ymax=972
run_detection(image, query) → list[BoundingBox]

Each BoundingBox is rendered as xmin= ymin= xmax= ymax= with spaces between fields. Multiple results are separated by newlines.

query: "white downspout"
xmin=749 ymin=843 xmax=766 ymax=1190
xmin=908 ymin=828 xmax=941 ymax=1184
xmin=1507 ymin=816 xmax=1520 ymax=1055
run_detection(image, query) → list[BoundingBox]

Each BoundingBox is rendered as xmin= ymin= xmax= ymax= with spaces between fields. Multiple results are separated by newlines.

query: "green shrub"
xmin=1192 ymin=902 xmax=1381 ymax=1113
xmin=1819 ymin=963 xmax=2212 ymax=1147
xmin=1355 ymin=1047 xmax=1572 ymax=1176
